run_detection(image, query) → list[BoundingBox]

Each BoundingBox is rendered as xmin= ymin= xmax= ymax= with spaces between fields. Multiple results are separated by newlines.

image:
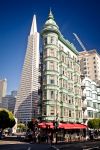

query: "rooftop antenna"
xmin=73 ymin=33 xmax=86 ymax=51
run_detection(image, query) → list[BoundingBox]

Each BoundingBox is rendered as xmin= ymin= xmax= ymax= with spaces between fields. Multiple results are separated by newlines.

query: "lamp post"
xmin=55 ymin=92 xmax=59 ymax=143
xmin=76 ymin=105 xmax=79 ymax=123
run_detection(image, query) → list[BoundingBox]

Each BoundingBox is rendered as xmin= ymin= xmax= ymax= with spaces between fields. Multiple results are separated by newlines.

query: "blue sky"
xmin=0 ymin=0 xmax=100 ymax=94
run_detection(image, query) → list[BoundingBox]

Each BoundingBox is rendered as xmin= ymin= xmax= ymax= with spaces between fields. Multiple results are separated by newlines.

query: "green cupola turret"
xmin=41 ymin=9 xmax=60 ymax=36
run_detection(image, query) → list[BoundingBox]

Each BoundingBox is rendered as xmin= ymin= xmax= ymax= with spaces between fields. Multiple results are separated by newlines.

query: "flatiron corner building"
xmin=14 ymin=10 xmax=83 ymax=123
xmin=14 ymin=15 xmax=40 ymax=123
xmin=41 ymin=10 xmax=83 ymax=123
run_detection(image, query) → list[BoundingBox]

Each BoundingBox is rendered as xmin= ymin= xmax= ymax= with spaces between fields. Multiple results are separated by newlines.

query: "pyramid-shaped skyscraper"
xmin=14 ymin=15 xmax=39 ymax=123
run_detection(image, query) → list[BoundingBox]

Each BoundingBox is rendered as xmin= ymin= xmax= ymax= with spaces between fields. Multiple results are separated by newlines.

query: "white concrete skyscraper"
xmin=0 ymin=79 xmax=7 ymax=107
xmin=14 ymin=15 xmax=40 ymax=123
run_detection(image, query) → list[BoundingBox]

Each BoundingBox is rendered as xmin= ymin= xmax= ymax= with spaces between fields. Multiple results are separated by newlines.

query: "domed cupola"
xmin=41 ymin=9 xmax=60 ymax=35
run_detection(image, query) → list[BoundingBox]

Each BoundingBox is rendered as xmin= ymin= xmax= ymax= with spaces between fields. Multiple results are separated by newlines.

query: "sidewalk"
xmin=0 ymin=140 xmax=27 ymax=145
xmin=51 ymin=137 xmax=100 ymax=146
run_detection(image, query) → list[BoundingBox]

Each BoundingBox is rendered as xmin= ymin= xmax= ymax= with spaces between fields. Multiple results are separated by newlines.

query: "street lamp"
xmin=55 ymin=92 xmax=59 ymax=143
xmin=76 ymin=105 xmax=79 ymax=123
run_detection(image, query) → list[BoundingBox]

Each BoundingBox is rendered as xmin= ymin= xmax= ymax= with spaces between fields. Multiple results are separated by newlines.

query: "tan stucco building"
xmin=79 ymin=49 xmax=100 ymax=83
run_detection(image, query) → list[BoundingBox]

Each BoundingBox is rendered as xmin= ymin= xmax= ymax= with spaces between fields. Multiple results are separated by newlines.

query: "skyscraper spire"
xmin=30 ymin=15 xmax=37 ymax=35
xmin=14 ymin=15 xmax=39 ymax=123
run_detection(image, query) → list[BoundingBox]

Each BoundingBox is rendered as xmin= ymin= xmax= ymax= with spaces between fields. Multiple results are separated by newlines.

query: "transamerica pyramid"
xmin=14 ymin=15 xmax=40 ymax=123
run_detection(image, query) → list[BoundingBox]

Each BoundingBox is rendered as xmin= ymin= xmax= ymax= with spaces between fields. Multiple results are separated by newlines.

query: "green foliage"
xmin=88 ymin=119 xmax=100 ymax=129
xmin=17 ymin=123 xmax=26 ymax=132
xmin=0 ymin=108 xmax=15 ymax=129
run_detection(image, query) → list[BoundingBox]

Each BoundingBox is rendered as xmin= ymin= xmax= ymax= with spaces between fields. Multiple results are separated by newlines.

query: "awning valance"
xmin=38 ymin=122 xmax=87 ymax=129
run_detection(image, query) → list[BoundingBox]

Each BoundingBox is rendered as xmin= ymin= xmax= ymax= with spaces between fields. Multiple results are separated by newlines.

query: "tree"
xmin=88 ymin=119 xmax=100 ymax=129
xmin=17 ymin=123 xmax=26 ymax=132
xmin=0 ymin=108 xmax=15 ymax=129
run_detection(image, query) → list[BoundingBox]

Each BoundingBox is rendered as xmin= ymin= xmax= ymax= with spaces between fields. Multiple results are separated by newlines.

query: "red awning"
xmin=38 ymin=122 xmax=46 ymax=128
xmin=58 ymin=123 xmax=64 ymax=128
xmin=62 ymin=123 xmax=87 ymax=129
xmin=38 ymin=122 xmax=54 ymax=128
xmin=38 ymin=122 xmax=87 ymax=129
xmin=74 ymin=124 xmax=87 ymax=129
xmin=63 ymin=123 xmax=75 ymax=129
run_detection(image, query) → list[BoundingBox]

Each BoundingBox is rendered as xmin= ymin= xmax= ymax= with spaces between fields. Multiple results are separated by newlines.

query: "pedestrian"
xmin=49 ymin=133 xmax=53 ymax=144
xmin=45 ymin=133 xmax=48 ymax=143
xmin=37 ymin=132 xmax=41 ymax=143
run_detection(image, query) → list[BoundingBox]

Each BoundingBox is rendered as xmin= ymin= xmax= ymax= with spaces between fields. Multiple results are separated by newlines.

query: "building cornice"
xmin=58 ymin=33 xmax=79 ymax=55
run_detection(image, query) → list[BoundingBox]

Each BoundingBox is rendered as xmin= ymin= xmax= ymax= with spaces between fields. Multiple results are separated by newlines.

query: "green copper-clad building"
xmin=41 ymin=10 xmax=83 ymax=123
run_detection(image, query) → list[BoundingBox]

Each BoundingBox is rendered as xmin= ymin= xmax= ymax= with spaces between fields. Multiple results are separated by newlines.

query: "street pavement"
xmin=1 ymin=136 xmax=100 ymax=150
xmin=0 ymin=142 xmax=51 ymax=150
xmin=51 ymin=140 xmax=100 ymax=150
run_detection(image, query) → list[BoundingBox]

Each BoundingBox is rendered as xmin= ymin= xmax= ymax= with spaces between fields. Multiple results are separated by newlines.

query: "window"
xmin=98 ymin=103 xmax=100 ymax=109
xmin=72 ymin=97 xmax=74 ymax=104
xmin=62 ymin=55 xmax=64 ymax=62
xmin=94 ymin=112 xmax=98 ymax=118
xmin=64 ymin=108 xmax=66 ymax=116
xmin=71 ymin=73 xmax=73 ymax=80
xmin=92 ymin=84 xmax=96 ymax=91
xmin=59 ymin=44 xmax=61 ymax=49
xmin=66 ymin=94 xmax=68 ymax=102
xmin=84 ymin=67 xmax=87 ymax=70
xmin=87 ymin=101 xmax=92 ymax=107
xmin=43 ymin=76 xmax=46 ymax=84
xmin=42 ymin=105 xmax=46 ymax=115
xmin=64 ymin=108 xmax=68 ymax=116
xmin=68 ymin=52 xmax=70 ymax=57
xmin=84 ymin=62 xmax=86 ymax=65
xmin=93 ymin=102 xmax=97 ymax=109
xmin=67 ymin=72 xmax=70 ymax=79
xmin=50 ymin=61 xmax=54 ymax=70
xmin=50 ymin=106 xmax=55 ymax=115
xmin=62 ymin=67 xmax=64 ymax=75
xmin=63 ymin=80 xmax=66 ymax=88
xmin=97 ymin=88 xmax=100 ymax=93
xmin=43 ymin=90 xmax=46 ymax=99
xmin=92 ymin=93 xmax=97 ymax=99
xmin=78 ymin=112 xmax=80 ymax=118
xmin=50 ymin=49 xmax=55 ymax=57
xmin=63 ymin=93 xmax=66 ymax=101
xmin=69 ymin=99 xmax=71 ymax=104
xmin=50 ymin=75 xmax=55 ymax=84
xmin=59 ymin=79 xmax=62 ymax=87
xmin=88 ymin=110 xmax=93 ymax=118
xmin=86 ymin=90 xmax=92 ymax=97
xmin=67 ymin=61 xmax=70 ymax=67
xmin=44 ymin=50 xmax=47 ymax=57
xmin=94 ymin=70 xmax=96 ymax=73
xmin=51 ymin=37 xmax=54 ymax=44
xmin=44 ymin=37 xmax=47 ymax=45
xmin=43 ymin=63 xmax=47 ymax=71
xmin=50 ymin=91 xmax=54 ymax=99
xmin=69 ymin=110 xmax=71 ymax=117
